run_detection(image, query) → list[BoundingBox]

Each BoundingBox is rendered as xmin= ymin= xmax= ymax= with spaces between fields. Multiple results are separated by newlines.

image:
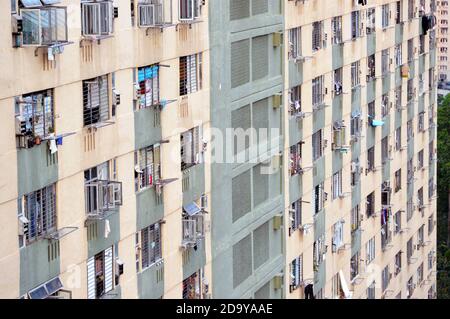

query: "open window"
xmin=182 ymin=269 xmax=206 ymax=299
xmin=81 ymin=0 xmax=115 ymax=38
xmin=135 ymin=144 xmax=161 ymax=192
xmin=182 ymin=201 xmax=205 ymax=248
xmin=289 ymin=255 xmax=303 ymax=292
xmin=367 ymin=54 xmax=376 ymax=82
xmin=84 ymin=161 xmax=122 ymax=220
xmin=139 ymin=222 xmax=162 ymax=270
xmin=13 ymin=1 xmax=69 ymax=50
xmin=289 ymin=85 xmax=302 ymax=118
xmin=288 ymin=27 xmax=301 ymax=61
xmin=351 ymin=205 xmax=362 ymax=233
xmin=313 ymin=234 xmax=326 ymax=272
xmin=381 ymin=207 xmax=393 ymax=250
xmin=312 ymin=20 xmax=326 ymax=52
xmin=332 ymin=220 xmax=344 ymax=252
xmin=87 ymin=246 xmax=116 ymax=299
xmin=289 ymin=199 xmax=302 ymax=235
xmin=289 ymin=142 xmax=303 ymax=176
xmin=15 ymin=89 xmax=54 ymax=149
xmin=135 ymin=64 xmax=160 ymax=110
xmin=332 ymin=120 xmax=349 ymax=152
xmin=179 ymin=53 xmax=203 ymax=96
xmin=181 ymin=126 xmax=203 ymax=171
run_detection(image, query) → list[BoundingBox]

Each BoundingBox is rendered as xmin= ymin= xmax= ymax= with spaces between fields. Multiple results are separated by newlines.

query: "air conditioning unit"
xmin=272 ymin=275 xmax=283 ymax=289
xmin=11 ymin=14 xmax=23 ymax=34
xmin=113 ymin=89 xmax=121 ymax=105
xmin=18 ymin=215 xmax=29 ymax=236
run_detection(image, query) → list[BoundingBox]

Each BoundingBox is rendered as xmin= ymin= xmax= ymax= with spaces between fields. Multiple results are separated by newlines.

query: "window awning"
xmin=183 ymin=202 xmax=201 ymax=216
xmin=339 ymin=270 xmax=353 ymax=299
xmin=20 ymin=0 xmax=43 ymax=7
xmin=28 ymin=277 xmax=63 ymax=299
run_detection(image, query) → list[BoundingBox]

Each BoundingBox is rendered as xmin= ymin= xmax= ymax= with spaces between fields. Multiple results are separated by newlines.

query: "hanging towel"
xmin=48 ymin=133 xmax=58 ymax=154
xmin=104 ymin=219 xmax=111 ymax=238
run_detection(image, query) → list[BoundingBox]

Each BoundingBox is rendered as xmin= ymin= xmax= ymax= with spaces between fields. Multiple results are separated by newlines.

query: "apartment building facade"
xmin=437 ymin=0 xmax=450 ymax=79
xmin=0 ymin=0 xmax=437 ymax=299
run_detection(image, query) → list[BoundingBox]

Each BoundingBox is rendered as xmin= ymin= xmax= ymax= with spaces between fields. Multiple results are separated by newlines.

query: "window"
xmin=418 ymin=150 xmax=424 ymax=169
xmin=407 ymin=158 xmax=414 ymax=183
xmin=408 ymin=39 xmax=414 ymax=61
xmin=351 ymin=251 xmax=360 ymax=280
xmin=351 ymin=11 xmax=361 ymax=39
xmin=418 ymin=112 xmax=425 ymax=132
xmin=367 ymin=281 xmax=376 ymax=299
xmin=136 ymin=64 xmax=160 ymax=110
xmin=289 ymin=85 xmax=302 ymax=117
xmin=382 ymin=265 xmax=390 ymax=292
xmin=407 ymin=237 xmax=414 ymax=263
xmin=418 ymin=225 xmax=424 ymax=246
xmin=87 ymin=246 xmax=115 ymax=299
xmin=429 ymin=177 xmax=435 ymax=200
xmin=289 ymin=142 xmax=302 ymax=176
xmin=396 ymin=1 xmax=403 ymax=24
xmin=366 ymin=7 xmax=375 ymax=34
xmin=394 ymin=210 xmax=402 ymax=234
xmin=289 ymin=199 xmax=302 ymax=235
xmin=137 ymin=0 xmax=166 ymax=27
xmin=395 ymin=126 xmax=402 ymax=151
xmin=351 ymin=61 xmax=361 ymax=88
xmin=350 ymin=111 xmax=363 ymax=140
xmin=182 ymin=269 xmax=204 ymax=299
xmin=332 ymin=170 xmax=342 ymax=200
xmin=313 ymin=234 xmax=326 ymax=271
xmin=15 ymin=89 xmax=54 ymax=149
xmin=83 ymin=75 xmax=110 ymax=127
xmin=312 ymin=75 xmax=325 ymax=107
xmin=408 ymin=0 xmax=415 ymax=20
xmin=288 ymin=27 xmax=301 ymax=60
xmin=407 ymin=119 xmax=414 ymax=140
xmin=395 ymin=44 xmax=403 ymax=67
xmin=428 ymin=251 xmax=434 ymax=270
xmin=331 ymin=16 xmax=342 ymax=44
xmin=368 ymin=101 xmax=375 ymax=121
xmin=84 ymin=161 xmax=122 ymax=218
xmin=312 ymin=21 xmax=325 ymax=52
xmin=351 ymin=204 xmax=361 ymax=233
xmin=21 ymin=6 xmax=68 ymax=46
xmin=18 ymin=183 xmax=57 ymax=246
xmin=182 ymin=201 xmax=205 ymax=246
xmin=332 ymin=120 xmax=347 ymax=151
xmin=366 ymin=192 xmax=375 ymax=217
xmin=366 ymin=237 xmax=376 ymax=264
xmin=382 ymin=4 xmax=390 ymax=29
xmin=395 ymin=251 xmax=402 ymax=275
xmin=332 ymin=220 xmax=344 ymax=252
xmin=134 ymin=144 xmax=161 ymax=192
xmin=381 ymin=137 xmax=389 ymax=164
xmin=381 ymin=207 xmax=393 ymax=249
xmin=419 ymin=35 xmax=425 ymax=55
xmin=429 ymin=141 xmax=435 ymax=164
xmin=407 ymin=276 xmax=414 ymax=298
xmin=180 ymin=53 xmax=203 ymax=96
xmin=395 ymin=169 xmax=402 ymax=192
xmin=179 ymin=0 xmax=202 ymax=21
xmin=351 ymin=159 xmax=362 ymax=187
xmin=418 ymin=187 xmax=424 ymax=211
xmin=367 ymin=54 xmax=376 ymax=81
xmin=407 ymin=79 xmax=415 ymax=102
xmin=407 ymin=197 xmax=414 ymax=221
xmin=289 ymin=255 xmax=303 ymax=291
xmin=382 ymin=49 xmax=390 ymax=76
xmin=139 ymin=222 xmax=162 ymax=270
xmin=313 ymin=182 xmax=325 ymax=215
xmin=312 ymin=129 xmax=323 ymax=161
xmin=181 ymin=126 xmax=203 ymax=171
xmin=81 ymin=1 xmax=114 ymax=36
xmin=417 ymin=263 xmax=424 ymax=284
xmin=381 ymin=94 xmax=389 ymax=118
xmin=367 ymin=146 xmax=375 ymax=172
xmin=333 ymin=68 xmax=343 ymax=96
xmin=418 ymin=73 xmax=424 ymax=95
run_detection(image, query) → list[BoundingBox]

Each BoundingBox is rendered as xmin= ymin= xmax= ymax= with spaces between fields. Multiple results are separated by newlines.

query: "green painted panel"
xmin=313 ymin=209 xmax=326 ymax=242
xmin=313 ymin=156 xmax=325 ymax=185
xmin=395 ymin=24 xmax=403 ymax=45
xmin=183 ymin=239 xmax=207 ymax=280
xmin=382 ymin=75 xmax=391 ymax=95
xmin=288 ymin=60 xmax=303 ymax=88
xmin=312 ymin=107 xmax=325 ymax=133
xmin=351 ymin=182 xmax=361 ymax=208
xmin=367 ymin=33 xmax=376 ymax=56
xmin=17 ymin=144 xmax=58 ymax=197
xmin=288 ymin=116 xmax=303 ymax=145
xmin=20 ymin=240 xmax=60 ymax=295
xmin=182 ymin=163 xmax=206 ymax=205
xmin=313 ymin=260 xmax=326 ymax=295
xmin=100 ymin=285 xmax=122 ymax=299
xmin=136 ymin=188 xmax=164 ymax=230
xmin=351 ymin=86 xmax=361 ymax=110
xmin=382 ymin=161 xmax=390 ymax=182
xmin=332 ymin=44 xmax=344 ymax=70
xmin=289 ymin=174 xmax=302 ymax=203
xmin=382 ymin=114 xmax=391 ymax=138
xmin=395 ymin=67 xmax=402 ymax=86
xmin=87 ymin=210 xmax=120 ymax=258
xmin=419 ymin=55 xmax=425 ymax=74
xmin=332 ymin=94 xmax=343 ymax=122
xmin=430 ymin=48 xmax=436 ymax=68
xmin=351 ymin=229 xmax=362 ymax=257
xmin=366 ymin=79 xmax=376 ymax=103
xmin=137 ymin=261 xmax=165 ymax=299
xmin=134 ymin=107 xmax=162 ymax=150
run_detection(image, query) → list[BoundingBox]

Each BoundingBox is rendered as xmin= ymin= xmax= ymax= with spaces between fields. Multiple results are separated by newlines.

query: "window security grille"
xmin=312 ymin=75 xmax=325 ymax=107
xmin=351 ymin=204 xmax=361 ymax=232
xmin=332 ymin=171 xmax=342 ymax=200
xmin=350 ymin=112 xmax=363 ymax=140
xmin=331 ymin=16 xmax=342 ymax=44
xmin=312 ymin=21 xmax=325 ymax=52
xmin=382 ymin=266 xmax=390 ymax=291
xmin=366 ymin=237 xmax=375 ymax=264
xmin=351 ymin=61 xmax=360 ymax=88
xmin=289 ymin=85 xmax=302 ymax=117
xmin=289 ymin=199 xmax=302 ymax=235
xmin=313 ymin=234 xmax=326 ymax=270
xmin=395 ymin=44 xmax=402 ymax=66
xmin=182 ymin=270 xmax=203 ymax=299
xmin=87 ymin=247 xmax=114 ymax=299
xmin=135 ymin=144 xmax=161 ymax=192
xmin=332 ymin=120 xmax=348 ymax=151
xmin=182 ymin=211 xmax=205 ymax=246
xmin=138 ymin=0 xmax=165 ymax=27
xmin=382 ymin=49 xmax=390 ymax=75
xmin=333 ymin=68 xmax=343 ymax=96
xmin=395 ymin=251 xmax=402 ymax=275
xmin=83 ymin=75 xmax=110 ymax=126
xmin=15 ymin=89 xmax=54 ymax=148
xmin=382 ymin=4 xmax=390 ymax=28
xmin=290 ymin=255 xmax=303 ymax=291
xmin=366 ymin=192 xmax=375 ymax=217
xmin=350 ymin=251 xmax=360 ymax=280
xmin=332 ymin=220 xmax=344 ymax=252
xmin=366 ymin=7 xmax=375 ymax=34
xmin=81 ymin=1 xmax=114 ymax=36
xmin=288 ymin=27 xmax=301 ymax=60
xmin=351 ymin=11 xmax=361 ymax=39
xmin=367 ymin=54 xmax=376 ymax=81
xmin=313 ymin=182 xmax=325 ymax=215
xmin=136 ymin=64 xmax=160 ymax=109
xmin=19 ymin=184 xmax=57 ymax=244
xmin=312 ymin=129 xmax=323 ymax=161
xmin=289 ymin=142 xmax=302 ymax=176
xmin=141 ymin=222 xmax=162 ymax=269
xmin=181 ymin=126 xmax=203 ymax=171
xmin=351 ymin=159 xmax=362 ymax=186
xmin=367 ymin=147 xmax=375 ymax=172
xmin=180 ymin=53 xmax=202 ymax=96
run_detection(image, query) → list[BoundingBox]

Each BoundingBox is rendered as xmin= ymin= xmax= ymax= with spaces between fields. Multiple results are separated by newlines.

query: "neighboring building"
xmin=437 ymin=0 xmax=450 ymax=80
xmin=0 ymin=0 xmax=437 ymax=299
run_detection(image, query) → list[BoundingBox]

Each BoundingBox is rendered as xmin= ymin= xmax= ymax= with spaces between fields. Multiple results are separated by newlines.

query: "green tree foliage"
xmin=437 ymin=94 xmax=450 ymax=298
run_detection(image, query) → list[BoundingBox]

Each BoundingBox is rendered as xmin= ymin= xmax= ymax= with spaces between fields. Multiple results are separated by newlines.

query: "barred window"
xmin=289 ymin=199 xmax=302 ymax=235
xmin=312 ymin=75 xmax=325 ymax=107
xmin=382 ymin=4 xmax=390 ymax=28
xmin=312 ymin=129 xmax=323 ymax=161
xmin=351 ymin=11 xmax=361 ymax=39
xmin=288 ymin=27 xmax=301 ymax=60
xmin=289 ymin=255 xmax=303 ymax=291
xmin=331 ymin=16 xmax=342 ymax=44
xmin=83 ymin=75 xmax=110 ymax=126
xmin=136 ymin=64 xmax=160 ymax=110
xmin=382 ymin=49 xmax=390 ymax=75
xmin=141 ymin=222 xmax=162 ymax=269
xmin=135 ymin=144 xmax=161 ymax=192
xmin=180 ymin=53 xmax=203 ymax=96
xmin=312 ymin=21 xmax=324 ymax=52
xmin=351 ymin=61 xmax=361 ymax=88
